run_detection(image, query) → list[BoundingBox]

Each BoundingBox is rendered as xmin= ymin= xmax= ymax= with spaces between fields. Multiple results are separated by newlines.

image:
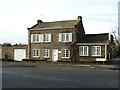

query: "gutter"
xmin=76 ymin=43 xmax=109 ymax=45
xmin=29 ymin=26 xmax=74 ymax=31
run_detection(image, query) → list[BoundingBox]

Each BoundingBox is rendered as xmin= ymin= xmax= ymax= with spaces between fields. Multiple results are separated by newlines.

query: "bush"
xmin=22 ymin=59 xmax=47 ymax=62
xmin=2 ymin=59 xmax=14 ymax=62
xmin=112 ymin=45 xmax=120 ymax=58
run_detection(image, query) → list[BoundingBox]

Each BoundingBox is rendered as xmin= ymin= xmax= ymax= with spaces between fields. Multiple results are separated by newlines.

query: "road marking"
xmin=21 ymin=75 xmax=81 ymax=83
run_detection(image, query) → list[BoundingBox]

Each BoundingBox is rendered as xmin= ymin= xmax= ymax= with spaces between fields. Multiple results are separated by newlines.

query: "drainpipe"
xmin=105 ymin=44 xmax=107 ymax=61
xmin=109 ymin=33 xmax=111 ymax=41
xmin=28 ymin=29 xmax=31 ymax=59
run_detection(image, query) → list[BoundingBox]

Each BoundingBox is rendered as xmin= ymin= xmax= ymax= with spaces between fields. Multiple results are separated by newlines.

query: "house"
xmin=0 ymin=44 xmax=28 ymax=61
xmin=28 ymin=16 xmax=113 ymax=62
xmin=76 ymin=33 xmax=113 ymax=61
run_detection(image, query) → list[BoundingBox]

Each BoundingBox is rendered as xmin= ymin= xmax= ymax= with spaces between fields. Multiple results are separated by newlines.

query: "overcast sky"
xmin=0 ymin=0 xmax=118 ymax=44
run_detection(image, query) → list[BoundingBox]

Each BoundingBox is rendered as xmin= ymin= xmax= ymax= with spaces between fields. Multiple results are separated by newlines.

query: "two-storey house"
xmin=28 ymin=16 xmax=85 ymax=62
xmin=28 ymin=16 xmax=113 ymax=62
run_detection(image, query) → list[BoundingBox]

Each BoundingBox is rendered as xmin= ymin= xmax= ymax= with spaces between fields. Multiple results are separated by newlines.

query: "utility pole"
xmin=118 ymin=27 xmax=120 ymax=43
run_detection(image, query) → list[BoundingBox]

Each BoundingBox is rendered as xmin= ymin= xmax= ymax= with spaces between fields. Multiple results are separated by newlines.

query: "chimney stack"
xmin=78 ymin=16 xmax=82 ymax=20
xmin=37 ymin=20 xmax=43 ymax=23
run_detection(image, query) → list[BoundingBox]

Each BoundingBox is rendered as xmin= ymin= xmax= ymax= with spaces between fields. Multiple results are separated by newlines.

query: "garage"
xmin=14 ymin=49 xmax=26 ymax=61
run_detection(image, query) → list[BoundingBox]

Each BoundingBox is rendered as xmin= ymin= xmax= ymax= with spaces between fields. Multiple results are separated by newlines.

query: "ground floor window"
xmin=79 ymin=46 xmax=88 ymax=56
xmin=62 ymin=49 xmax=70 ymax=58
xmin=42 ymin=49 xmax=49 ymax=58
xmin=92 ymin=46 xmax=101 ymax=56
xmin=33 ymin=49 xmax=39 ymax=57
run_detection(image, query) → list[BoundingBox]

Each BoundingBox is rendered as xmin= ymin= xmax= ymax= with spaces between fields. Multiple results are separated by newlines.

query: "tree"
xmin=110 ymin=28 xmax=120 ymax=58
xmin=2 ymin=43 xmax=11 ymax=46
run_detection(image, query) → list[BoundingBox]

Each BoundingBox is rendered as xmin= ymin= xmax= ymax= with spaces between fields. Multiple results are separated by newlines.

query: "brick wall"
xmin=28 ymin=28 xmax=75 ymax=61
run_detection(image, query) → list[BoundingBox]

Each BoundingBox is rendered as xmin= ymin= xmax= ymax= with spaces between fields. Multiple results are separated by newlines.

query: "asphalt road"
xmin=2 ymin=62 xmax=119 ymax=88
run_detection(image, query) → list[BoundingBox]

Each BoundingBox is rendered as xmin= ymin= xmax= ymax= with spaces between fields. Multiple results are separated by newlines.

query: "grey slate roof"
xmin=80 ymin=33 xmax=110 ymax=43
xmin=28 ymin=19 xmax=80 ymax=30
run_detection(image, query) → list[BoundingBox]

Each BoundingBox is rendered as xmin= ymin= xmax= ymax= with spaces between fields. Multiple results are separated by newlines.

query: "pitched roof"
xmin=80 ymin=33 xmax=110 ymax=43
xmin=28 ymin=19 xmax=81 ymax=30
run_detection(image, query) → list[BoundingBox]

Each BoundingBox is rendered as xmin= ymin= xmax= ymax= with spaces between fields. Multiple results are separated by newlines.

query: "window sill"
xmin=80 ymin=55 xmax=89 ymax=57
xmin=42 ymin=57 xmax=50 ymax=58
xmin=92 ymin=55 xmax=101 ymax=57
xmin=62 ymin=57 xmax=70 ymax=59
xmin=33 ymin=56 xmax=39 ymax=58
xmin=31 ymin=42 xmax=51 ymax=44
xmin=59 ymin=41 xmax=72 ymax=43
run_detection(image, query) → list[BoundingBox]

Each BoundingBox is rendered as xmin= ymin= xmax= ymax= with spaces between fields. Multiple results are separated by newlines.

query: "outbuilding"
xmin=1 ymin=44 xmax=28 ymax=61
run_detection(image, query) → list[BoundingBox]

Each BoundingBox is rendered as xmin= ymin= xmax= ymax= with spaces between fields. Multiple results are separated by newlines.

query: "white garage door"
xmin=14 ymin=49 xmax=26 ymax=61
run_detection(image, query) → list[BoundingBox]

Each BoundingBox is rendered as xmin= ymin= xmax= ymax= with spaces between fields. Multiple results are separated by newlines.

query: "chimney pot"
xmin=78 ymin=16 xmax=82 ymax=20
xmin=37 ymin=20 xmax=43 ymax=23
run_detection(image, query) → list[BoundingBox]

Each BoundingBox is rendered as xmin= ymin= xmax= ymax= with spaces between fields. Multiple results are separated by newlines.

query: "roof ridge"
xmin=86 ymin=33 xmax=109 ymax=35
xmin=43 ymin=19 xmax=78 ymax=23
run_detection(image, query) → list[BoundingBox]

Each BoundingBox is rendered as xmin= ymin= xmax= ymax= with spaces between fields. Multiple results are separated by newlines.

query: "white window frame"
xmin=42 ymin=49 xmax=49 ymax=58
xmin=92 ymin=46 xmax=101 ymax=56
xmin=59 ymin=33 xmax=72 ymax=42
xmin=39 ymin=34 xmax=44 ymax=42
xmin=33 ymin=49 xmax=39 ymax=57
xmin=31 ymin=34 xmax=51 ymax=43
xmin=33 ymin=34 xmax=39 ymax=43
xmin=43 ymin=34 xmax=49 ymax=42
xmin=62 ymin=49 xmax=70 ymax=58
xmin=43 ymin=34 xmax=51 ymax=42
xmin=79 ymin=46 xmax=88 ymax=56
xmin=31 ymin=34 xmax=39 ymax=43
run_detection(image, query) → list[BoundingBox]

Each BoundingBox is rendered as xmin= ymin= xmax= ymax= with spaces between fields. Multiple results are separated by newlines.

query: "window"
xmin=44 ymin=34 xmax=49 ymax=42
xmin=62 ymin=49 xmax=70 ymax=58
xmin=43 ymin=34 xmax=51 ymax=42
xmin=33 ymin=49 xmax=39 ymax=57
xmin=62 ymin=34 xmax=65 ymax=42
xmin=59 ymin=33 xmax=72 ymax=42
xmin=92 ymin=46 xmax=101 ymax=56
xmin=31 ymin=34 xmax=39 ymax=43
xmin=79 ymin=46 xmax=88 ymax=56
xmin=31 ymin=34 xmax=51 ymax=43
xmin=42 ymin=49 xmax=49 ymax=58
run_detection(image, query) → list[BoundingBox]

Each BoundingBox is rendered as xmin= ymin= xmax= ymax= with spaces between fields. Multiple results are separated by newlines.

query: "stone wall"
xmin=2 ymin=45 xmax=28 ymax=60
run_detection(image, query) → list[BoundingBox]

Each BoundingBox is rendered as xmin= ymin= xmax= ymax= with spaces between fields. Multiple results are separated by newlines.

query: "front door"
xmin=52 ymin=49 xmax=58 ymax=62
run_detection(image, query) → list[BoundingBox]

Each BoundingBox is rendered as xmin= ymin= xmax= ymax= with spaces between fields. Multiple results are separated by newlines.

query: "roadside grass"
xmin=57 ymin=60 xmax=107 ymax=65
xmin=2 ymin=59 xmax=107 ymax=65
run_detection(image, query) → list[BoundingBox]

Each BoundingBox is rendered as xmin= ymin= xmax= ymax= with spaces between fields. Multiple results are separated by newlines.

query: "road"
xmin=2 ymin=62 xmax=119 ymax=88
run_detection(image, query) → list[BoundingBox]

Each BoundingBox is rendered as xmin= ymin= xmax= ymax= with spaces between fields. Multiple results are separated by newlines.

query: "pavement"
xmin=2 ymin=57 xmax=120 ymax=71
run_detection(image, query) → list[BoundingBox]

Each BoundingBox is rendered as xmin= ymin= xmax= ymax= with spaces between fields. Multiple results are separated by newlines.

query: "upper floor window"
xmin=43 ymin=34 xmax=51 ymax=42
xmin=31 ymin=34 xmax=51 ymax=43
xmin=31 ymin=34 xmax=39 ymax=43
xmin=79 ymin=46 xmax=88 ymax=56
xmin=59 ymin=33 xmax=72 ymax=42
xmin=92 ymin=46 xmax=101 ymax=56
